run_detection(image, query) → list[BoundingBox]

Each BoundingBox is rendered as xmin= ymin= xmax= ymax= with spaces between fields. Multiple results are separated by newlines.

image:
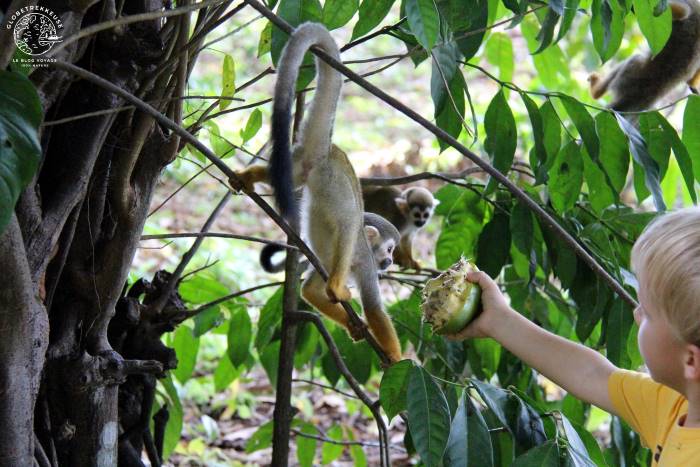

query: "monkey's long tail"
xmin=270 ymin=22 xmax=343 ymax=219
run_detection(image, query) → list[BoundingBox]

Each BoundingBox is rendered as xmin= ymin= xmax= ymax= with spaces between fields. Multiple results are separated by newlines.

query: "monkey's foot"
xmin=326 ymin=279 xmax=352 ymax=303
xmin=346 ymin=319 xmax=366 ymax=341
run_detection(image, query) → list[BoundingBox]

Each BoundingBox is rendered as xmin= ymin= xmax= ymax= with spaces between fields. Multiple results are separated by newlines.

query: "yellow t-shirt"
xmin=608 ymin=369 xmax=700 ymax=466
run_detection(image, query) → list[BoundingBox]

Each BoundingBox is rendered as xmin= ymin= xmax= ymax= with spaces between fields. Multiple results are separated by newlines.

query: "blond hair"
xmin=631 ymin=207 xmax=700 ymax=344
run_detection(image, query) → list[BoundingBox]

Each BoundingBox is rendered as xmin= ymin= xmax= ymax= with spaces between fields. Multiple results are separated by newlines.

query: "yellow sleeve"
xmin=607 ymin=369 xmax=680 ymax=448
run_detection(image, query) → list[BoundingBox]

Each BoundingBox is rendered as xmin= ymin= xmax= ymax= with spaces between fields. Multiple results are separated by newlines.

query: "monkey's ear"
xmin=670 ymin=1 xmax=691 ymax=20
xmin=432 ymin=199 xmax=440 ymax=207
xmin=395 ymin=198 xmax=409 ymax=214
xmin=365 ymin=225 xmax=380 ymax=243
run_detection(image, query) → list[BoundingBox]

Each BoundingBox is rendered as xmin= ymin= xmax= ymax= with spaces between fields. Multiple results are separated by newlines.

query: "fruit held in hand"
xmin=421 ymin=257 xmax=482 ymax=334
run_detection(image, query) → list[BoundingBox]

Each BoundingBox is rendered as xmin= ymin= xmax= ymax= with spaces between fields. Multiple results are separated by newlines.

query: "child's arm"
xmin=447 ymin=271 xmax=619 ymax=414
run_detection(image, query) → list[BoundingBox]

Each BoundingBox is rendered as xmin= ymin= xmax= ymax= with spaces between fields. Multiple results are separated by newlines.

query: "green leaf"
xmin=449 ymin=0 xmax=489 ymax=61
xmin=260 ymin=340 xmax=281 ymax=386
xmin=297 ymin=421 xmax=317 ymax=466
xmin=214 ymin=354 xmax=241 ymax=391
xmin=172 ymin=325 xmax=199 ymax=383
xmin=240 ymin=108 xmax=263 ymax=144
xmin=512 ymin=439 xmax=560 ymax=466
xmin=294 ymin=322 xmax=319 ymax=368
xmin=255 ymin=287 xmax=284 ymax=350
xmin=616 ymin=114 xmax=666 ymax=211
xmin=380 ymin=359 xmax=415 ymax=421
xmin=0 ymin=71 xmax=41 ymax=235
xmin=561 ymin=416 xmax=606 ymax=466
xmin=445 ymin=392 xmax=495 ymax=466
xmin=521 ymin=93 xmax=546 ymax=182
xmin=476 ymin=211 xmax=512 ymax=277
xmin=584 ymin=145 xmax=616 ymax=212
xmin=435 ymin=69 xmax=466 ymax=152
xmin=590 ymin=0 xmax=625 ymax=62
xmin=683 ymin=96 xmax=700 ymax=182
xmin=483 ymin=90 xmax=517 ymax=193
xmin=228 ymin=306 xmax=252 ymax=367
xmin=407 ymin=366 xmax=451 ymax=466
xmin=431 ymin=41 xmax=460 ymax=115
xmin=246 ymin=420 xmax=274 ymax=453
xmin=193 ymin=306 xmax=224 ymax=337
xmin=322 ymin=425 xmax=345 ymax=463
xmin=485 ymin=32 xmax=514 ymax=84
xmin=179 ymin=273 xmax=230 ymax=304
xmin=435 ymin=186 xmax=486 ymax=269
xmin=510 ymin=201 xmax=534 ymax=256
xmin=405 ymin=0 xmax=440 ymax=50
xmin=534 ymin=8 xmax=561 ymax=54
xmin=220 ymin=54 xmax=236 ymax=111
xmin=548 ymin=140 xmax=583 ymax=213
xmin=654 ymin=113 xmax=697 ymax=203
xmin=332 ymin=325 xmax=373 ymax=384
xmin=258 ymin=21 xmax=272 ymax=57
xmin=560 ymin=96 xmax=599 ymax=161
xmin=322 ymin=0 xmax=358 ymax=30
xmin=160 ymin=374 xmax=184 ymax=460
xmin=596 ymin=112 xmax=629 ymax=195
xmin=555 ymin=0 xmax=582 ymax=43
xmin=606 ymin=300 xmax=633 ymax=367
xmin=633 ymin=0 xmax=672 ymax=55
xmin=351 ymin=0 xmax=395 ymax=40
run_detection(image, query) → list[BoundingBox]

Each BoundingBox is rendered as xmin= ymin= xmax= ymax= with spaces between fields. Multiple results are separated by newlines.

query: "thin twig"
xmin=291 ymin=378 xmax=360 ymax=400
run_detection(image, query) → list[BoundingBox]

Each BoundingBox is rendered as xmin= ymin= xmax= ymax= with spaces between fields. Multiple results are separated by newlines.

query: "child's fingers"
xmin=466 ymin=270 xmax=497 ymax=290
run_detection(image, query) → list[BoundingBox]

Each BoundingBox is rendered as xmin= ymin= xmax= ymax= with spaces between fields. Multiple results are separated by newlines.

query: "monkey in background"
xmin=362 ymin=186 xmax=438 ymax=271
xmin=230 ymin=23 xmax=403 ymax=362
xmin=260 ymin=212 xmax=400 ymax=274
xmin=588 ymin=0 xmax=700 ymax=112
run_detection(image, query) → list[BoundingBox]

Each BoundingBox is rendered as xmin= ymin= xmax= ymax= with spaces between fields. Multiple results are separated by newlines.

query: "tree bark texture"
xmin=0 ymin=0 xmax=219 ymax=464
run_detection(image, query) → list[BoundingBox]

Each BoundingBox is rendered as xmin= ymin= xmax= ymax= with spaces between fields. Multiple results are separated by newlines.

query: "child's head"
xmin=631 ymin=207 xmax=700 ymax=388
xmin=632 ymin=207 xmax=700 ymax=344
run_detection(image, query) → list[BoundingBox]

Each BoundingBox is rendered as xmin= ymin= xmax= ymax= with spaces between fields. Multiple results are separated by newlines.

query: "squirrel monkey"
xmin=231 ymin=23 xmax=403 ymax=363
xmin=362 ymin=186 xmax=438 ymax=270
xmin=261 ymin=212 xmax=400 ymax=274
xmin=588 ymin=0 xmax=700 ymax=111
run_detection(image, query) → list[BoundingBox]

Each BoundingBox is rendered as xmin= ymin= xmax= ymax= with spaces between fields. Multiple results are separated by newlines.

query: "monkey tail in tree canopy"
xmin=269 ymin=22 xmax=343 ymax=219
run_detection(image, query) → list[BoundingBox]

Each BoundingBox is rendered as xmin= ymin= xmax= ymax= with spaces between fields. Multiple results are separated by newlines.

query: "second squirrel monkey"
xmin=588 ymin=0 xmax=700 ymax=111
xmin=362 ymin=186 xmax=438 ymax=270
xmin=261 ymin=212 xmax=400 ymax=274
xmin=231 ymin=23 xmax=403 ymax=362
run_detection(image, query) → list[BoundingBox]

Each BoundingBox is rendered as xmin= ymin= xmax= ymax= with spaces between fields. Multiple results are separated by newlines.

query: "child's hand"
xmin=445 ymin=271 xmax=512 ymax=341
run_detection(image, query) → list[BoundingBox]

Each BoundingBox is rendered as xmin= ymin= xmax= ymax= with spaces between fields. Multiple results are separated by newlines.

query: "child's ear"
xmin=683 ymin=344 xmax=700 ymax=381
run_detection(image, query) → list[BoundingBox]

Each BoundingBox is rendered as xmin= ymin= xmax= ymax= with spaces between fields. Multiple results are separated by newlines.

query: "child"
xmin=447 ymin=208 xmax=700 ymax=465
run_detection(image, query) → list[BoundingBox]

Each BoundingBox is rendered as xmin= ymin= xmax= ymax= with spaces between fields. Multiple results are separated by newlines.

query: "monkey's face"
xmin=410 ymin=205 xmax=434 ymax=228
xmin=372 ymin=238 xmax=396 ymax=272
